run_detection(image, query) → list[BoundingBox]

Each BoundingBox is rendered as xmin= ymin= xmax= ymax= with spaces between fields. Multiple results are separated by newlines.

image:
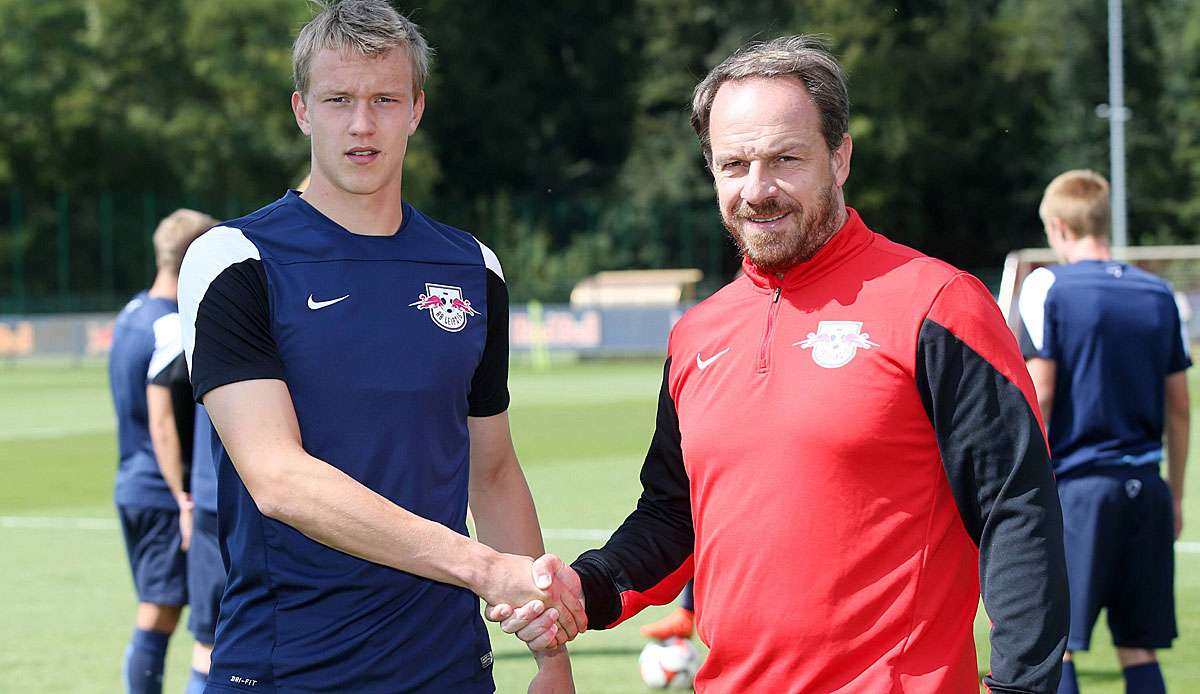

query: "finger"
xmin=500 ymin=600 xmax=546 ymax=633
xmin=485 ymin=603 xmax=513 ymax=622
xmin=531 ymin=554 xmax=562 ymax=591
xmin=551 ymin=599 xmax=579 ymax=640
xmin=515 ymin=608 xmax=557 ymax=642
xmin=524 ymin=620 xmax=560 ymax=652
xmin=556 ymin=575 xmax=586 ymax=632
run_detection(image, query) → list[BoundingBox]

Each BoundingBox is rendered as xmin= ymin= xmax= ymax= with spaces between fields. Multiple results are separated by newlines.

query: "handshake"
xmin=477 ymin=552 xmax=588 ymax=652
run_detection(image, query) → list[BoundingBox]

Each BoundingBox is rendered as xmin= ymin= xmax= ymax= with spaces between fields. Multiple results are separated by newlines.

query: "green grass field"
xmin=2 ymin=358 xmax=1198 ymax=692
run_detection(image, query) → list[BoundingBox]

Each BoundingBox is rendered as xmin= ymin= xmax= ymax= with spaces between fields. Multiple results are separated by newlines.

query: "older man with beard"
xmin=491 ymin=35 xmax=1070 ymax=693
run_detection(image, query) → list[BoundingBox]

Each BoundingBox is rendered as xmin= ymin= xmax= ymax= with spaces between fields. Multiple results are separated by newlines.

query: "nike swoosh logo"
xmin=696 ymin=348 xmax=731 ymax=371
xmin=307 ymin=294 xmax=350 ymax=310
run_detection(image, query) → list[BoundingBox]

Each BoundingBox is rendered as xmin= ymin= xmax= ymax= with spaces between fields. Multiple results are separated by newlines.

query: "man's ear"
xmin=292 ymin=91 xmax=312 ymax=136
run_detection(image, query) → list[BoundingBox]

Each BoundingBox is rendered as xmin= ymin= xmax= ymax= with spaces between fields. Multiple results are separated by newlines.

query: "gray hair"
xmin=691 ymin=35 xmax=849 ymax=165
xmin=293 ymin=0 xmax=433 ymax=100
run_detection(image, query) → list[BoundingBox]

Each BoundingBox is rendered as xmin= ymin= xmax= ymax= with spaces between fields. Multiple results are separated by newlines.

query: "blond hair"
xmin=154 ymin=209 xmax=217 ymax=275
xmin=1039 ymin=169 xmax=1111 ymax=239
xmin=292 ymin=0 xmax=432 ymax=101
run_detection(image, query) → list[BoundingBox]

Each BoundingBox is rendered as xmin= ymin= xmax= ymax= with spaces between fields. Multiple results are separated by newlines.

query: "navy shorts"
xmin=118 ymin=505 xmax=188 ymax=606
xmin=187 ymin=509 xmax=225 ymax=645
xmin=1058 ymin=466 xmax=1176 ymax=651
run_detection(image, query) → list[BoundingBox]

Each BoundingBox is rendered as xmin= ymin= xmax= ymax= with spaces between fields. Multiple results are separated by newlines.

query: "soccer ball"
xmin=638 ymin=637 xmax=700 ymax=690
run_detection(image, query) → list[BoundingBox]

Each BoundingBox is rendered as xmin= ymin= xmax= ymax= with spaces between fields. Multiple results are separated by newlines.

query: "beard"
xmin=721 ymin=184 xmax=841 ymax=275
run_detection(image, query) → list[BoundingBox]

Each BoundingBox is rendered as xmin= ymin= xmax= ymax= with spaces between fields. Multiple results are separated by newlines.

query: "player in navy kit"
xmin=177 ymin=2 xmax=578 ymax=692
xmin=1019 ymin=170 xmax=1190 ymax=694
xmin=151 ymin=345 xmax=226 ymax=694
xmin=110 ymin=208 xmax=214 ymax=694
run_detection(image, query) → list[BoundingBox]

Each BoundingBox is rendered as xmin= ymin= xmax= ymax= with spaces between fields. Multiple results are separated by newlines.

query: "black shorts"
xmin=118 ymin=505 xmax=188 ymax=606
xmin=1058 ymin=466 xmax=1176 ymax=651
xmin=187 ymin=509 xmax=225 ymax=645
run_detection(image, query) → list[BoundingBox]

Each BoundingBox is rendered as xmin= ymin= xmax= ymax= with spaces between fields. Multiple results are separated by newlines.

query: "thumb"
xmin=532 ymin=554 xmax=562 ymax=590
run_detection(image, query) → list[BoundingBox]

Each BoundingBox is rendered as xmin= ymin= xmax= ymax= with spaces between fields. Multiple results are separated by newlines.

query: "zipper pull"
xmin=773 ymin=287 xmax=781 ymax=303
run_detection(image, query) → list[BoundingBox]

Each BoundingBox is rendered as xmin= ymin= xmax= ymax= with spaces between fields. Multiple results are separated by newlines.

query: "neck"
xmin=1064 ymin=235 xmax=1112 ymax=263
xmin=300 ymin=173 xmax=405 ymax=236
xmin=147 ymin=272 xmax=177 ymax=301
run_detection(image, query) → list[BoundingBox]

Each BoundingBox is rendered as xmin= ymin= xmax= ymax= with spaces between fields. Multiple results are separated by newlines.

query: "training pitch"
xmin=1 ymin=359 xmax=1198 ymax=692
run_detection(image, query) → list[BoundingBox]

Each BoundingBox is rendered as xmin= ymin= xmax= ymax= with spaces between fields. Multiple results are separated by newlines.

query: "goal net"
xmin=997 ymin=245 xmax=1200 ymax=341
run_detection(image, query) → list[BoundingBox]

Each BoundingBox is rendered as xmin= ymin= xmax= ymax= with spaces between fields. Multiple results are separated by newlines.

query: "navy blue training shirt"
xmin=1018 ymin=260 xmax=1191 ymax=476
xmin=178 ymin=191 xmax=508 ymax=693
xmin=109 ymin=291 xmax=184 ymax=510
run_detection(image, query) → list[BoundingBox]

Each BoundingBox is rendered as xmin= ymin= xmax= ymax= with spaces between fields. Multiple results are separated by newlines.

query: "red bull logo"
xmin=409 ymin=283 xmax=478 ymax=332
xmin=795 ymin=320 xmax=879 ymax=368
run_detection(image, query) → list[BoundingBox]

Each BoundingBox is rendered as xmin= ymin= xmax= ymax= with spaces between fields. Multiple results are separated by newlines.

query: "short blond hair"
xmin=1039 ymin=169 xmax=1111 ymax=239
xmin=154 ymin=209 xmax=217 ymax=275
xmin=292 ymin=0 xmax=432 ymax=101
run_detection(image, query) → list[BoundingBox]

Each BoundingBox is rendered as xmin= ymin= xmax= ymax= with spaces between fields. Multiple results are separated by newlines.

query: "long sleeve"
xmin=915 ymin=273 xmax=1069 ymax=693
xmin=571 ymin=357 xmax=695 ymax=630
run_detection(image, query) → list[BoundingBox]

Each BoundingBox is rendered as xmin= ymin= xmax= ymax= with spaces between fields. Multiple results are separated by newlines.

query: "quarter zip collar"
xmin=741 ymin=207 xmax=874 ymax=293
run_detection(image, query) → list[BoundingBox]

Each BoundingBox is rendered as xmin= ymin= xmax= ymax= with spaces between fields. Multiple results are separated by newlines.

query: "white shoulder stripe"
xmin=147 ymin=313 xmax=182 ymax=380
xmin=477 ymin=238 xmax=505 ymax=282
xmin=1017 ymin=266 xmax=1056 ymax=352
xmin=178 ymin=226 xmax=261 ymax=374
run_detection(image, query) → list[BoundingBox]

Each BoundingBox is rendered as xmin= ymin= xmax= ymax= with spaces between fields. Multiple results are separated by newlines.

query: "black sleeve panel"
xmin=571 ymin=357 xmax=694 ymax=630
xmin=468 ymin=269 xmax=511 ymax=417
xmin=151 ymin=353 xmax=196 ymax=489
xmin=191 ymin=259 xmax=285 ymax=402
xmin=916 ymin=318 xmax=1069 ymax=694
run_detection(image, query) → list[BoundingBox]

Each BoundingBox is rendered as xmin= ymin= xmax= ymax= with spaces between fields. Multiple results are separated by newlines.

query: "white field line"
xmin=2 ymin=517 xmax=1199 ymax=555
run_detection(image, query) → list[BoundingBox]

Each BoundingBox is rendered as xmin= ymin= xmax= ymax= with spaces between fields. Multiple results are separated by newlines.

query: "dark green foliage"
xmin=1 ymin=0 xmax=1199 ymax=308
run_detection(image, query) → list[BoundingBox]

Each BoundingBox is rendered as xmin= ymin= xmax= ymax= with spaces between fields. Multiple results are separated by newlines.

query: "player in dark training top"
xmin=109 ymin=209 xmax=213 ymax=694
xmin=1019 ymin=170 xmax=1190 ymax=694
xmin=177 ymin=2 xmax=578 ymax=692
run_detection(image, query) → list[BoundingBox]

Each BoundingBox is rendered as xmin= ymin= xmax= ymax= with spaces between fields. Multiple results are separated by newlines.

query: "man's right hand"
xmin=485 ymin=554 xmax=587 ymax=652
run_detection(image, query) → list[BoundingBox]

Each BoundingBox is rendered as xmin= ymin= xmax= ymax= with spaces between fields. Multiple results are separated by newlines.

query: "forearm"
xmin=1166 ymin=409 xmax=1189 ymax=500
xmin=148 ymin=389 xmax=187 ymax=502
xmin=258 ymin=448 xmax=498 ymax=592
xmin=470 ymin=455 xmax=545 ymax=559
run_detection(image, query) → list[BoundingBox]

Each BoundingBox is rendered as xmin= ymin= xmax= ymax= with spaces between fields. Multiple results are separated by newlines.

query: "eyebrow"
xmin=713 ymin=140 xmax=812 ymax=160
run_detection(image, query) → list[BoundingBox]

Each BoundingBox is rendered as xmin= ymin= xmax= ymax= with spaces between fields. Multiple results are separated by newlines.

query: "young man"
xmin=177 ymin=2 xmax=577 ymax=691
xmin=493 ymin=35 xmax=1070 ymax=694
xmin=1018 ymin=170 xmax=1190 ymax=694
xmin=110 ymin=208 xmax=214 ymax=694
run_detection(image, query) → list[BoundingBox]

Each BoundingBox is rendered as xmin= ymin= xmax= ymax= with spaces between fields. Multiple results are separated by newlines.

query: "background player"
xmin=178 ymin=2 xmax=577 ymax=691
xmin=1018 ymin=170 xmax=1190 ymax=694
xmin=109 ymin=208 xmax=213 ymax=694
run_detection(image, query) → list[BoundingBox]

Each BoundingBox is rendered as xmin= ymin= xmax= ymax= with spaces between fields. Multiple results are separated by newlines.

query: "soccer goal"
xmin=997 ymin=245 xmax=1200 ymax=340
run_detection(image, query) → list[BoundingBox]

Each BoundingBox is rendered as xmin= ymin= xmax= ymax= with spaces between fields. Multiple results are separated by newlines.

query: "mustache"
xmin=733 ymin=200 xmax=799 ymax=219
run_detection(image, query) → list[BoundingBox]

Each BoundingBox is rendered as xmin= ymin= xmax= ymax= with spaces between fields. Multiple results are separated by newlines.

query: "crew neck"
xmin=287 ymin=189 xmax=413 ymax=239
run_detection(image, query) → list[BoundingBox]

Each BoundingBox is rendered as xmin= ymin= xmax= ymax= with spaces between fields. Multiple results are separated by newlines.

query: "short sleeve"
xmin=178 ymin=227 xmax=286 ymax=402
xmin=147 ymin=312 xmax=183 ymax=384
xmin=1169 ymin=292 xmax=1192 ymax=374
xmin=1017 ymin=267 xmax=1056 ymax=360
xmin=468 ymin=267 xmax=510 ymax=417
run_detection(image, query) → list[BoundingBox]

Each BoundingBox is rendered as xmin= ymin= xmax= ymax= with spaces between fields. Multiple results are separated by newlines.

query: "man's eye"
xmin=326 ymin=96 xmax=349 ymax=103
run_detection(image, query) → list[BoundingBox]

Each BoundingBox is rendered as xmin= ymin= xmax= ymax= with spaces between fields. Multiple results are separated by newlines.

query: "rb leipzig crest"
xmin=409 ymin=283 xmax=478 ymax=332
xmin=795 ymin=321 xmax=879 ymax=369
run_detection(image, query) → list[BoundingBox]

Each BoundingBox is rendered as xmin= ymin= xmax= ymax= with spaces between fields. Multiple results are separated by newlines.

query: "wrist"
xmin=461 ymin=541 xmax=503 ymax=597
xmin=534 ymin=645 xmax=570 ymax=669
